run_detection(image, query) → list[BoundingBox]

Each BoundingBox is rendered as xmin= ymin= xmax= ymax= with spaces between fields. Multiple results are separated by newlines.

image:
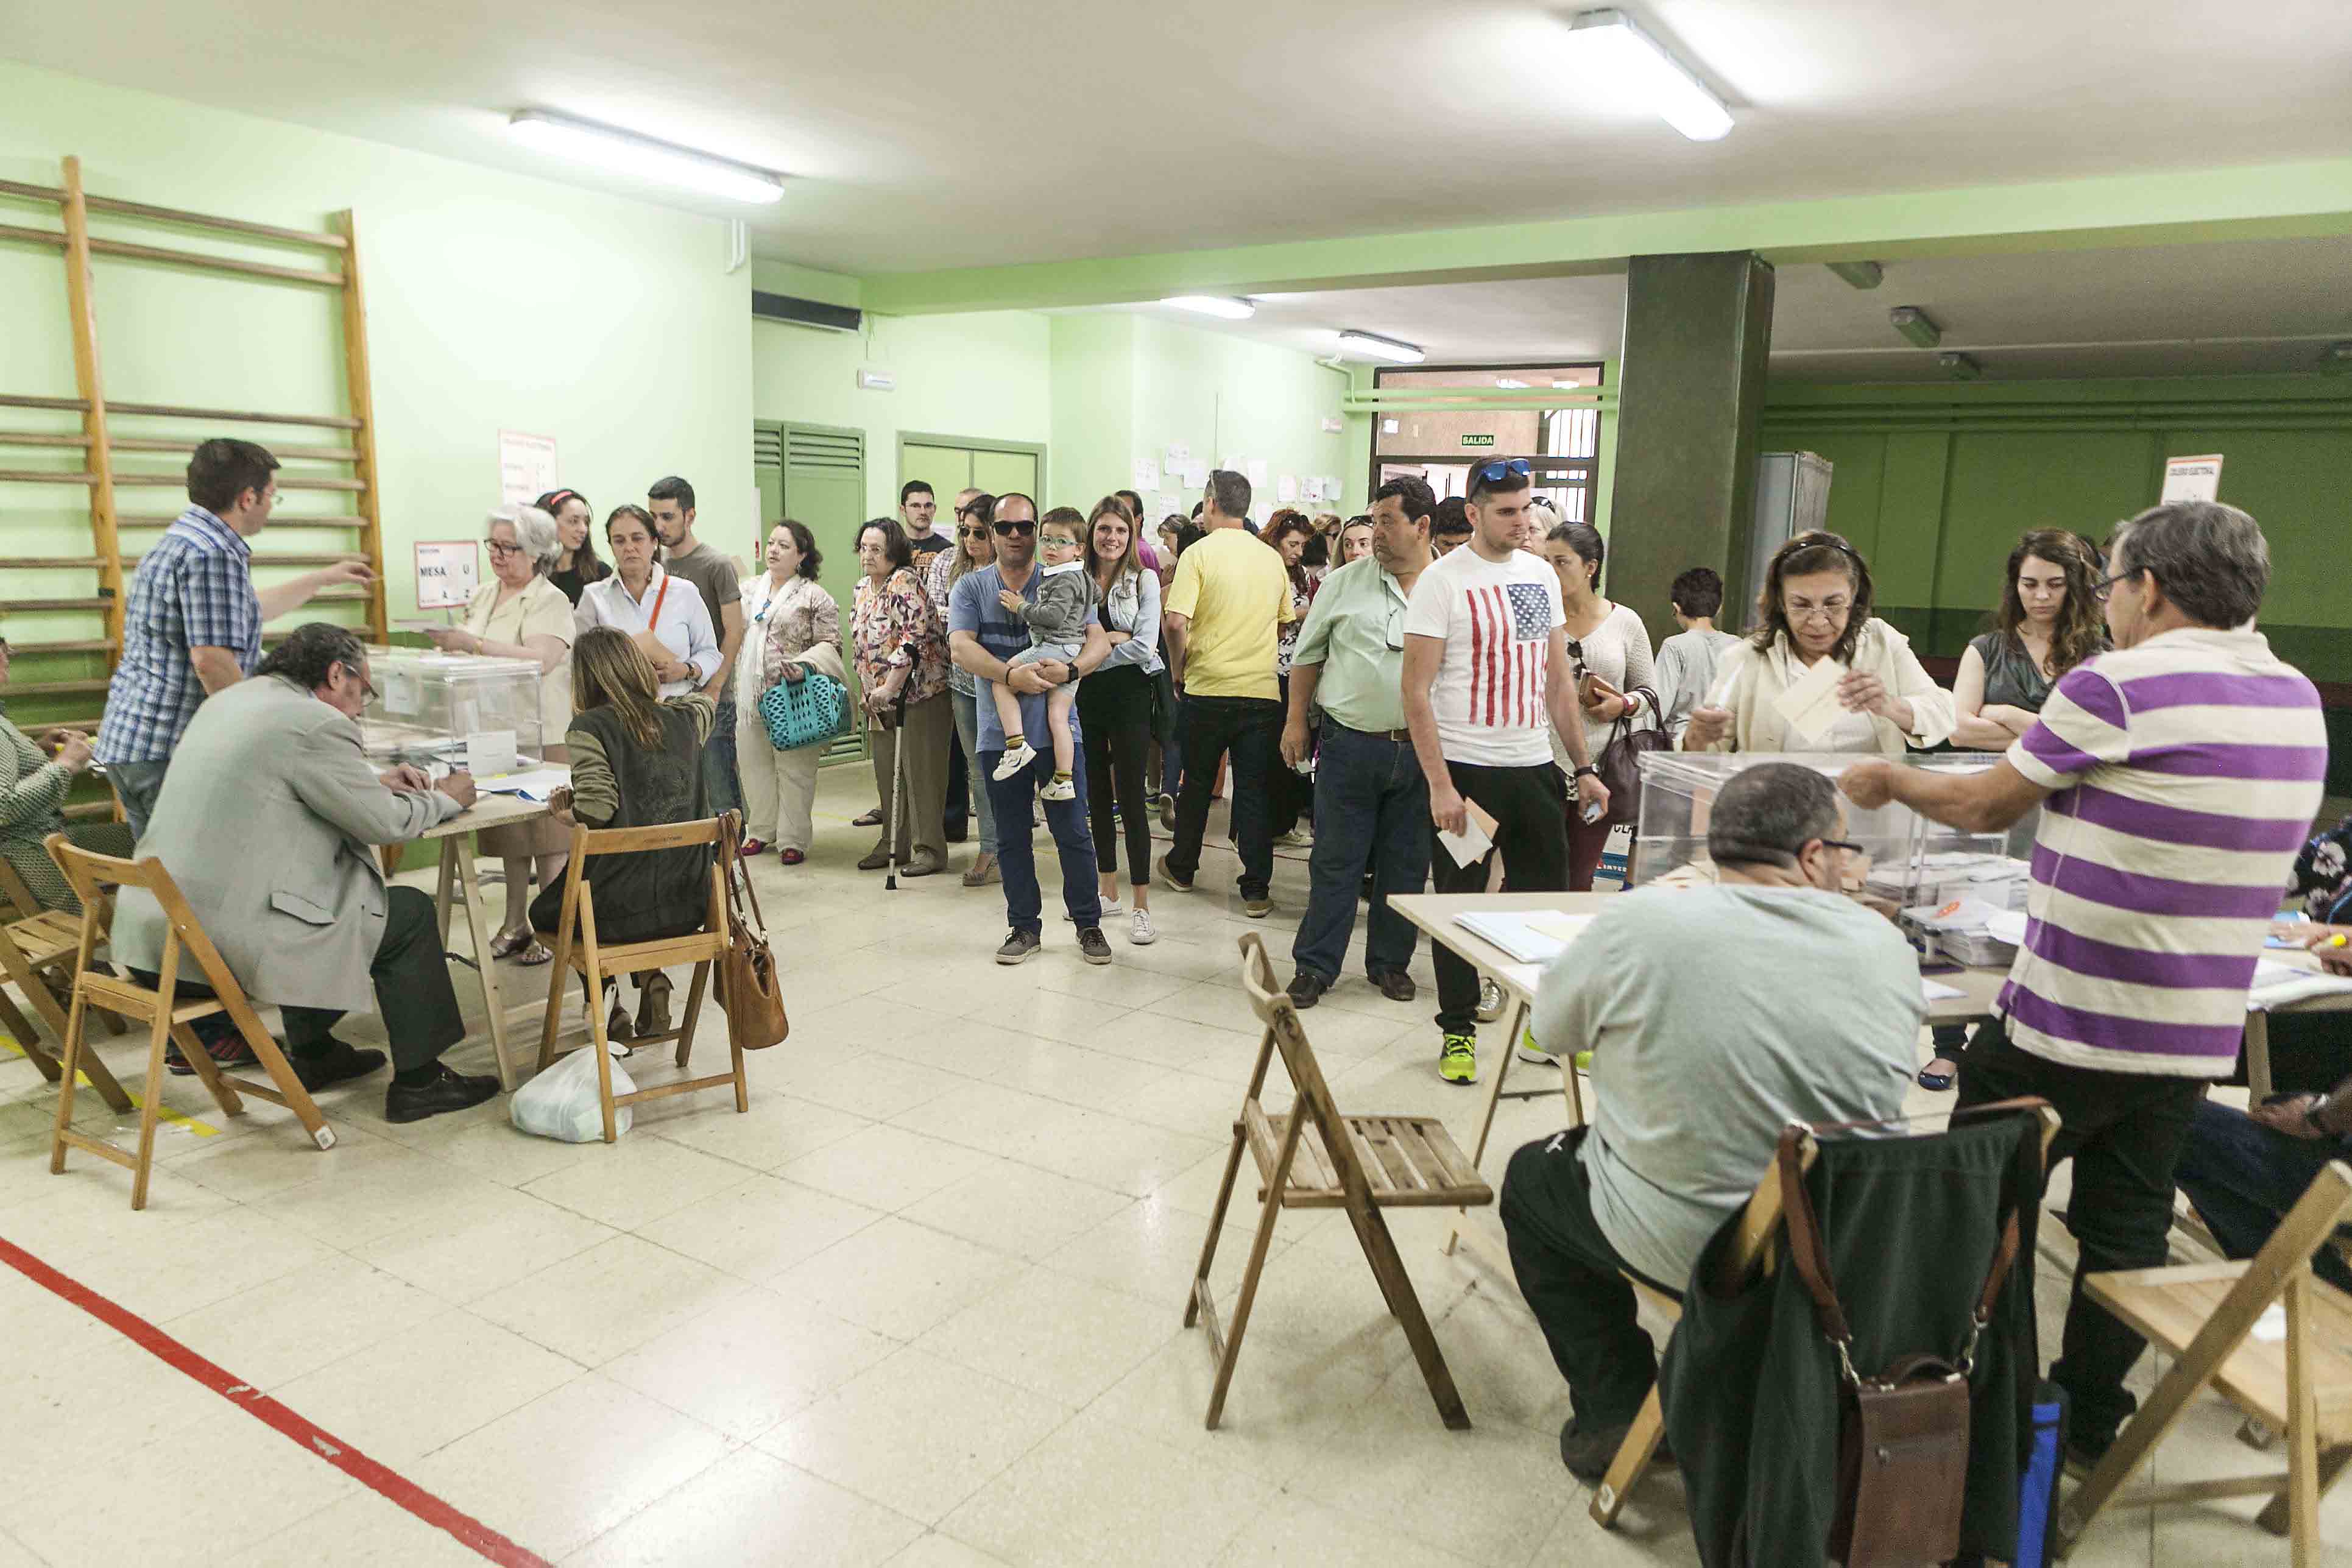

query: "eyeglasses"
xmin=958 ymin=526 xmax=991 ymax=540
xmin=1817 ymin=838 xmax=1863 ymax=856
xmin=991 ymin=517 xmax=1036 ymax=537
xmin=2092 ymin=568 xmax=2145 ymax=602
xmin=486 ymin=539 xmax=526 ymax=558
xmin=1785 ymin=596 xmax=1852 ymax=625
xmin=336 ymin=661 xmax=379 ymax=702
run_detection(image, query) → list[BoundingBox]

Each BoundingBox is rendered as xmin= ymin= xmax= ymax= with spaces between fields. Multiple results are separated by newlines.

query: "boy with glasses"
xmin=1402 ymin=457 xmax=1608 ymax=1084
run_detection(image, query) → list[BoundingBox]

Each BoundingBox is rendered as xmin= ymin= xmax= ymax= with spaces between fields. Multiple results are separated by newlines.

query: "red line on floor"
xmin=0 ymin=1233 xmax=553 ymax=1568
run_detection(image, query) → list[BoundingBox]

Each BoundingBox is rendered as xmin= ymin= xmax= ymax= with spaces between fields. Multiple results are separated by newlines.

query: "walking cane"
xmin=883 ymin=686 xmax=909 ymax=891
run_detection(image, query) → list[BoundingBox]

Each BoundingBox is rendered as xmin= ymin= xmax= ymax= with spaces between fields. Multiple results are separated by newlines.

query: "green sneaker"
xmin=1572 ymin=1049 xmax=1593 ymax=1072
xmin=1439 ymin=1032 xmax=1478 ymax=1085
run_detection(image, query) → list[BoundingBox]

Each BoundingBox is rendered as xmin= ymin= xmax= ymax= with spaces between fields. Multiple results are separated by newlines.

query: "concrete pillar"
xmin=1607 ymin=252 xmax=1775 ymax=646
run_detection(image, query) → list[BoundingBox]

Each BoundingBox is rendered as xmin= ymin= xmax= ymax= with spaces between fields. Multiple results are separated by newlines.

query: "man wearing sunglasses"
xmin=1402 ymin=456 xmax=1608 ymax=1086
xmin=948 ymin=493 xmax=1118 ymax=965
xmin=111 ymin=623 xmax=498 ymax=1123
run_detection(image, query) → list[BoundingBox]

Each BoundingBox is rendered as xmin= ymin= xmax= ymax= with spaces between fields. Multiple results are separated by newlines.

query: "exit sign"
xmin=1460 ymin=434 xmax=1496 ymax=448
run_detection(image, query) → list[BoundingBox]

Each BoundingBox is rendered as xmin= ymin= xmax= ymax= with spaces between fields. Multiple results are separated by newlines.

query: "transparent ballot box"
xmin=1629 ymin=751 xmax=2022 ymax=907
xmin=361 ymin=648 xmax=543 ymax=774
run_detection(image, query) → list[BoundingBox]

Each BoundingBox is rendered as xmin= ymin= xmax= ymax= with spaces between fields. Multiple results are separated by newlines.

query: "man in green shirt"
xmin=1280 ymin=475 xmax=1435 ymax=1008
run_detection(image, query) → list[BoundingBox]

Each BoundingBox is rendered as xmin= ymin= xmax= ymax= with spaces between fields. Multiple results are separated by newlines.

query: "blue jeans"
xmin=952 ymin=686 xmax=998 ymax=855
xmin=1293 ymin=721 xmax=1428 ymax=983
xmin=108 ymin=757 xmax=172 ymax=844
xmin=982 ymin=744 xmax=1100 ymax=937
xmin=2174 ymin=1097 xmax=2352 ymax=1294
xmin=704 ymin=695 xmax=743 ymax=819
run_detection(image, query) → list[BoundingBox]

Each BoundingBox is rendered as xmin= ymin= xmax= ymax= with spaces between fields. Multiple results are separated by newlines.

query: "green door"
xmin=755 ymin=420 xmax=868 ymax=763
xmin=970 ymin=449 xmax=1039 ymax=502
xmin=902 ymin=445 xmax=973 ymax=497
xmin=898 ymin=433 xmax=1048 ymax=514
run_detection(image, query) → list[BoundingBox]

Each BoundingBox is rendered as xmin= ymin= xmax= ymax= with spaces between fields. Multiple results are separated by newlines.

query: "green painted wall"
xmin=1 ymin=57 xmax=752 ymax=731
xmin=1121 ymin=317 xmax=1354 ymax=523
xmin=750 ymin=309 xmax=1054 ymax=531
xmin=1046 ymin=314 xmax=1136 ymax=516
xmin=1759 ymin=375 xmax=2352 ymax=680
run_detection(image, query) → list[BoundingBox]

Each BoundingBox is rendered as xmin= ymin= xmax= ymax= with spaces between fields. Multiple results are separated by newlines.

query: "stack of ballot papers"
xmin=1868 ymin=852 xmax=2032 ymax=911
xmin=1904 ymin=894 xmax=2022 ymax=967
xmin=2247 ymin=959 xmax=2352 ymax=1012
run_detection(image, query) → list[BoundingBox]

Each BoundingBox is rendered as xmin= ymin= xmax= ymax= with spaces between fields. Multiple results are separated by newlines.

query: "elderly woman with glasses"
xmin=425 ymin=503 xmax=575 ymax=964
xmin=1683 ymin=531 xmax=1953 ymax=757
xmin=0 ymin=633 xmax=135 ymax=913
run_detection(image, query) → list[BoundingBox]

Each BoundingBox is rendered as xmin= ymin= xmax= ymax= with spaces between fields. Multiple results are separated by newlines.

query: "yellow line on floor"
xmin=1 ymin=1036 xmax=224 ymax=1137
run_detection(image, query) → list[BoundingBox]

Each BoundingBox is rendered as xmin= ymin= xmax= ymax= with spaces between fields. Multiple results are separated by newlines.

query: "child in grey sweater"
xmin=992 ymin=509 xmax=1095 ymax=800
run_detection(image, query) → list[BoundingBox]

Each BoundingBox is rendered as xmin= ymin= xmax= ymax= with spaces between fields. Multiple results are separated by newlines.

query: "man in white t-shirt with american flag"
xmin=1402 ymin=458 xmax=1609 ymax=1085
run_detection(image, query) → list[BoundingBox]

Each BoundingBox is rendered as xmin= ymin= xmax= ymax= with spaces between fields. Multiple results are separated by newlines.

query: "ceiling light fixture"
xmin=1889 ymin=306 xmax=1943 ymax=350
xmin=2320 ymin=341 xmax=2352 ymax=376
xmin=1494 ymin=378 xmax=1529 ymax=389
xmin=1336 ymin=330 xmax=1425 ymax=364
xmin=1827 ymin=261 xmax=1884 ymax=291
xmin=507 ymin=109 xmax=785 ymax=205
xmin=1938 ymin=351 xmax=1982 ymax=381
xmin=1159 ymin=295 xmax=1257 ymax=320
xmin=1564 ymin=10 xmax=1734 ymax=142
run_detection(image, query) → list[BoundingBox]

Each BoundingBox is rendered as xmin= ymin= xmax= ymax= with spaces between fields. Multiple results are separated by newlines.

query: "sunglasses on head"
xmin=1468 ymin=458 xmax=1533 ymax=486
xmin=992 ymin=517 xmax=1036 ymax=537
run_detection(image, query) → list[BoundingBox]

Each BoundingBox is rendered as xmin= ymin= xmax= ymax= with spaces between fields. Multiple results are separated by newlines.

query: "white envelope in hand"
xmin=1772 ymin=657 xmax=1849 ymax=746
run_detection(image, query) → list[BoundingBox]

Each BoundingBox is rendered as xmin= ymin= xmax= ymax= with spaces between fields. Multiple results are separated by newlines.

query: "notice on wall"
xmin=1246 ymin=457 xmax=1270 ymax=493
xmin=1132 ymin=457 xmax=1161 ymax=492
xmin=1277 ymin=475 xmax=1299 ymax=505
xmin=2160 ymin=453 xmax=2223 ymax=504
xmin=498 ymin=429 xmax=558 ymax=505
xmin=414 ymin=540 xmax=479 ymax=610
xmin=1164 ymin=442 xmax=1191 ymax=473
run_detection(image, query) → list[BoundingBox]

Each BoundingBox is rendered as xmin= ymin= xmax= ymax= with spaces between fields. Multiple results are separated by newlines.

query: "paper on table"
xmin=1436 ymin=799 xmax=1499 ymax=869
xmin=476 ymin=766 xmax=571 ymax=801
xmin=1453 ymin=909 xmax=1599 ymax=965
xmin=1772 ymin=656 xmax=1849 ymax=746
xmin=1921 ymin=978 xmax=1966 ymax=1003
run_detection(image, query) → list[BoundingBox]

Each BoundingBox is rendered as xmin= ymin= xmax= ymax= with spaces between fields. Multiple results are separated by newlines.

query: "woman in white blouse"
xmin=1538 ymin=521 xmax=1657 ymax=891
xmin=1684 ymin=531 xmax=1954 ymax=758
xmin=574 ymin=504 xmax=720 ymax=700
xmin=735 ymin=520 xmax=842 ymax=864
xmin=425 ymin=503 xmax=574 ymax=963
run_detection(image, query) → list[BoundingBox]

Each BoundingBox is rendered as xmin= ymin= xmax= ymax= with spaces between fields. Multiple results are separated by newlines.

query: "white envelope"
xmin=1773 ymin=657 xmax=1849 ymax=746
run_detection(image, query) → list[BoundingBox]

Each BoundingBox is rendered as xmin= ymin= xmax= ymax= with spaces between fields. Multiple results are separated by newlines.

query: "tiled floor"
xmin=0 ymin=768 xmax=2340 ymax=1564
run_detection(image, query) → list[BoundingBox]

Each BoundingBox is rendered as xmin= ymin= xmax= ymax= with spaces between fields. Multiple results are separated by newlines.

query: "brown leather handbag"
xmin=715 ymin=813 xmax=788 ymax=1050
xmin=1776 ymin=1120 xmax=2030 ymax=1567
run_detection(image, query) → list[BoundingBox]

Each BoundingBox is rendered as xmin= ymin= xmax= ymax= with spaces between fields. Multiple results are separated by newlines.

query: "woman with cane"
xmin=850 ymin=518 xmax=952 ymax=877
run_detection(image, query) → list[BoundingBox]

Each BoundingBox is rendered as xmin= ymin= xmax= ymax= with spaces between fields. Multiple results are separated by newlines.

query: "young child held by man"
xmin=992 ymin=507 xmax=1095 ymax=801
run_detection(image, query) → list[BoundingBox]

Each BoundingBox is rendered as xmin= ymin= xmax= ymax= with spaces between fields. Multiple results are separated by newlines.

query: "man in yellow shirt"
xmin=1157 ymin=470 xmax=1294 ymax=917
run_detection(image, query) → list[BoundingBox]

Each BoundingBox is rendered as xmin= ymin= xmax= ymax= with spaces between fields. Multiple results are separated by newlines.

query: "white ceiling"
xmin=9 ymin=1 xmax=2351 ymax=276
xmin=1104 ymin=234 xmax=2352 ymax=381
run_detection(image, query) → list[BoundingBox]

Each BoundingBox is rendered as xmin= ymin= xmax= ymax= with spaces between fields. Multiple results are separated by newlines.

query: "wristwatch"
xmin=1572 ymin=765 xmax=1600 ymax=782
xmin=2307 ymin=1095 xmax=2334 ymax=1135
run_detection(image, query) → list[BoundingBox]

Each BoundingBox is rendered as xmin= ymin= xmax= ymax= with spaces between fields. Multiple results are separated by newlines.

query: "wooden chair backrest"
xmin=1235 ymin=931 xmax=1363 ymax=1195
xmin=0 ymin=852 xmax=40 ymax=922
xmin=549 ymin=815 xmax=729 ymax=954
xmin=44 ymin=832 xmax=255 ymax=1015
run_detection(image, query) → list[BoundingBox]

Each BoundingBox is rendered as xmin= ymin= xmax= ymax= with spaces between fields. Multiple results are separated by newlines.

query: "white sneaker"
xmin=1065 ymin=894 xmax=1121 ymax=920
xmin=1040 ymin=775 xmax=1075 ymax=802
xmin=1477 ymin=978 xmax=1505 ymax=1022
xmin=993 ymin=742 xmax=1036 ymax=780
xmin=1129 ymin=908 xmax=1157 ymax=945
xmin=1516 ymin=1031 xmax=1559 ymax=1066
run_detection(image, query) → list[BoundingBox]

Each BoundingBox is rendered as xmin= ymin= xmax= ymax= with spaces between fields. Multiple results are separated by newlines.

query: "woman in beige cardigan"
xmin=1684 ymin=532 xmax=1954 ymax=757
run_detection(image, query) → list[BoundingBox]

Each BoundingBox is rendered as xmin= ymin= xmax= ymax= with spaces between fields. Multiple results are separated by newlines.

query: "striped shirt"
xmin=94 ymin=506 xmax=261 ymax=765
xmin=1402 ymin=545 xmax=1563 ymax=767
xmin=2000 ymin=627 xmax=2327 ymax=1076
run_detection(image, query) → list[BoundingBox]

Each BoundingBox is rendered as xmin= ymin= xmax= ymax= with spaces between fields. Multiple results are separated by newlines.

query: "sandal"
xmin=779 ymin=847 xmax=805 ymax=865
xmin=490 ymin=928 xmax=554 ymax=966
xmin=1916 ymin=1059 xmax=1958 ymax=1092
xmin=740 ymin=838 xmax=769 ymax=858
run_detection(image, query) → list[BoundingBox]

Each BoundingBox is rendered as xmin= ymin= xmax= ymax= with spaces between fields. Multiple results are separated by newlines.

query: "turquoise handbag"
xmin=757 ymin=668 xmax=850 ymax=750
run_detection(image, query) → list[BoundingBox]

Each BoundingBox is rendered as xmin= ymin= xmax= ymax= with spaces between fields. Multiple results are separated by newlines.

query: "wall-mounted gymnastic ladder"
xmin=0 ymin=155 xmax=389 ymax=768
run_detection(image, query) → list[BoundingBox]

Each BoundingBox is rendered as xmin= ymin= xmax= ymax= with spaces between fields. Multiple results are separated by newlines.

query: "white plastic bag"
xmin=510 ymin=1043 xmax=635 ymax=1142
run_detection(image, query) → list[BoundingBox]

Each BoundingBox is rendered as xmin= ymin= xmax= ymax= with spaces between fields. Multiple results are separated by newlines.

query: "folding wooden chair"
xmin=2063 ymin=1159 xmax=2352 ymax=1566
xmin=44 ymin=834 xmax=337 ymax=1210
xmin=1189 ymin=932 xmax=1493 ymax=1430
xmin=532 ymin=816 xmax=742 ymax=1145
xmin=1591 ymin=1101 xmax=2062 ymax=1527
xmin=0 ymin=851 xmax=132 ymax=1111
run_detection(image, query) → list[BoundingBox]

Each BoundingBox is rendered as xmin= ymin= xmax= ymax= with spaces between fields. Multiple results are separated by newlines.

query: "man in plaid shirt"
xmin=96 ymin=438 xmax=372 ymax=839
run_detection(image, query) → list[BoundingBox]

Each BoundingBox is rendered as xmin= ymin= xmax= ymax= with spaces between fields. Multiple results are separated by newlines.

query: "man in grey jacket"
xmin=114 ymin=623 xmax=499 ymax=1124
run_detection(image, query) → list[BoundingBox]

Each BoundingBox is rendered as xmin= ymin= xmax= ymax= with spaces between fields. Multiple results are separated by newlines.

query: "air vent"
xmin=752 ymin=291 xmax=861 ymax=333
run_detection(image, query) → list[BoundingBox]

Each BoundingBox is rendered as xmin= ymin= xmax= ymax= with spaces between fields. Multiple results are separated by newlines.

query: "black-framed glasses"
xmin=1468 ymin=457 xmax=1533 ymax=486
xmin=1817 ymin=838 xmax=1864 ymax=857
xmin=958 ymin=526 xmax=991 ymax=540
xmin=992 ymin=517 xmax=1036 ymax=537
xmin=337 ymin=660 xmax=379 ymax=702
xmin=486 ymin=539 xmax=526 ymax=559
xmin=2092 ymin=568 xmax=2145 ymax=602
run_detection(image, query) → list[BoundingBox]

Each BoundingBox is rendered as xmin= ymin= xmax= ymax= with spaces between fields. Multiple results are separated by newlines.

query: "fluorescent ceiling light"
xmin=1938 ymin=351 xmax=1982 ymax=380
xmin=1889 ymin=306 xmax=1943 ymax=349
xmin=507 ymin=109 xmax=785 ymax=205
xmin=1337 ymin=330 xmax=1425 ymax=364
xmin=1494 ymin=378 xmax=1529 ymax=389
xmin=1160 ymin=295 xmax=1257 ymax=320
xmin=1566 ymin=10 xmax=1734 ymax=142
